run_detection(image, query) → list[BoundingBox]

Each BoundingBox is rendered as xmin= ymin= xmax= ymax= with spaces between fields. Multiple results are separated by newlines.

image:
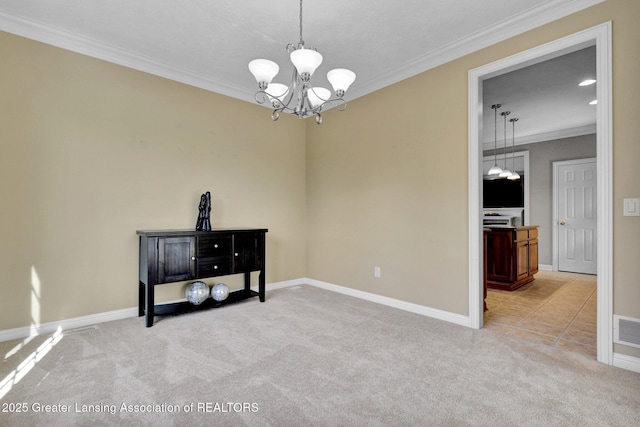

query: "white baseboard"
xmin=0 ymin=307 xmax=139 ymax=343
xmin=612 ymin=352 xmax=640 ymax=374
xmin=539 ymin=264 xmax=553 ymax=271
xmin=293 ymin=278 xmax=472 ymax=328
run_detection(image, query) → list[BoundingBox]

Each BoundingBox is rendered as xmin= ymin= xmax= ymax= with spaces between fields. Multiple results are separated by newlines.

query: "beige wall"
xmin=0 ymin=32 xmax=307 ymax=330
xmin=306 ymin=0 xmax=640 ymax=357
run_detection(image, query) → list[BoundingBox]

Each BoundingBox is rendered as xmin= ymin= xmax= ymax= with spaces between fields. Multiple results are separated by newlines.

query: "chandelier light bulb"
xmin=248 ymin=59 xmax=279 ymax=89
xmin=508 ymin=171 xmax=521 ymax=180
xmin=327 ymin=68 xmax=356 ymax=97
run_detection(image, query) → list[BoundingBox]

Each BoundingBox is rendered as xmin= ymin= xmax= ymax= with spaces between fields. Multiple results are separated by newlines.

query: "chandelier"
xmin=248 ymin=0 xmax=356 ymax=124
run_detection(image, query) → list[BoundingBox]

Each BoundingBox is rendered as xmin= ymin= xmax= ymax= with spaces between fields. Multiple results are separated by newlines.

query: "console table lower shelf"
xmin=151 ymin=289 xmax=260 ymax=317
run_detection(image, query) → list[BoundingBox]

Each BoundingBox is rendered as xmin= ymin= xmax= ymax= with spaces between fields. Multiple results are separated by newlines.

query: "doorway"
xmin=468 ymin=23 xmax=612 ymax=365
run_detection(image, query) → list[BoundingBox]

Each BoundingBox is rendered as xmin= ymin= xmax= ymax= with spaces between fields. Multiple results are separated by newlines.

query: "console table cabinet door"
xmin=158 ymin=236 xmax=195 ymax=283
xmin=233 ymin=233 xmax=259 ymax=272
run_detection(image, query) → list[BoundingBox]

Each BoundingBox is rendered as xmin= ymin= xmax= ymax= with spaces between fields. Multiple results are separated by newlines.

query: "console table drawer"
xmin=197 ymin=235 xmax=232 ymax=257
xmin=197 ymin=258 xmax=232 ymax=276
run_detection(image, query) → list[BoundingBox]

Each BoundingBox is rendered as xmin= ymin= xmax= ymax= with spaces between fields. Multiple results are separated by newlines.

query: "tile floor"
xmin=484 ymin=270 xmax=597 ymax=358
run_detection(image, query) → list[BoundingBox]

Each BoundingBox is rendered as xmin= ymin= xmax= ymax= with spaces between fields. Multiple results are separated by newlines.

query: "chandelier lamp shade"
xmin=487 ymin=104 xmax=503 ymax=176
xmin=248 ymin=0 xmax=356 ymax=124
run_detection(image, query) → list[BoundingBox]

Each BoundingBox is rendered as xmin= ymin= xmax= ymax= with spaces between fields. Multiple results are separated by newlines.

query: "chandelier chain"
xmin=299 ymin=0 xmax=304 ymax=47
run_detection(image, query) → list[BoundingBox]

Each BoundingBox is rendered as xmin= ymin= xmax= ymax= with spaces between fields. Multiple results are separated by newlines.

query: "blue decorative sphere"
xmin=211 ymin=283 xmax=229 ymax=302
xmin=186 ymin=281 xmax=209 ymax=305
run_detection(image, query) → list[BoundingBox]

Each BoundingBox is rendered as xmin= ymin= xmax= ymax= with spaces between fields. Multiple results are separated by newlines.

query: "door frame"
xmin=552 ymin=157 xmax=598 ymax=272
xmin=467 ymin=22 xmax=612 ymax=365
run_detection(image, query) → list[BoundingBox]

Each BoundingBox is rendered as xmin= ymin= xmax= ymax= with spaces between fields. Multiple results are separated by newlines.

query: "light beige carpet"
xmin=1 ymin=284 xmax=639 ymax=426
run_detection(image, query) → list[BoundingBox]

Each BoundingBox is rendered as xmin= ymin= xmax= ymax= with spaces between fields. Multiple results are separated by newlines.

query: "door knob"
xmin=560 ymin=221 xmax=566 ymax=226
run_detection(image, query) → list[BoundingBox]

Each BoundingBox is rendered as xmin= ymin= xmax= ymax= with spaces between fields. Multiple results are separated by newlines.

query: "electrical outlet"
xmin=374 ymin=267 xmax=381 ymax=278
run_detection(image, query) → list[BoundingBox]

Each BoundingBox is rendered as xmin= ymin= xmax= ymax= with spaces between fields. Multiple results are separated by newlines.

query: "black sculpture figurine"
xmin=195 ymin=191 xmax=212 ymax=231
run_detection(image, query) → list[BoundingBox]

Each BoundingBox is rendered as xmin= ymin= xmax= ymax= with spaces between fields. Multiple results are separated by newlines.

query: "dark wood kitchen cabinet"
xmin=137 ymin=228 xmax=267 ymax=327
xmin=485 ymin=226 xmax=538 ymax=291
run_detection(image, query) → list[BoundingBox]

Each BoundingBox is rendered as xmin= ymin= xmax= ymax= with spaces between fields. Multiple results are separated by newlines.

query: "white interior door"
xmin=554 ymin=158 xmax=597 ymax=274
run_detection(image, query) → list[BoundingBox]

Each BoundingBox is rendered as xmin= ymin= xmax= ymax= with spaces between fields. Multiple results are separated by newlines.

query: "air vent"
xmin=614 ymin=315 xmax=640 ymax=349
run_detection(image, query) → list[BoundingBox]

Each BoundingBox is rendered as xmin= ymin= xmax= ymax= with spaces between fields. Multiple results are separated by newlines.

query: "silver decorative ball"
xmin=211 ymin=283 xmax=229 ymax=302
xmin=185 ymin=281 xmax=209 ymax=305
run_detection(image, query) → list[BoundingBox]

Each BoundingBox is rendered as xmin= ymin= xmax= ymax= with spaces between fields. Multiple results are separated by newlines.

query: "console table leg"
xmin=138 ymin=281 xmax=145 ymax=317
xmin=244 ymin=272 xmax=251 ymax=291
xmin=259 ymin=270 xmax=265 ymax=302
xmin=145 ymin=283 xmax=155 ymax=327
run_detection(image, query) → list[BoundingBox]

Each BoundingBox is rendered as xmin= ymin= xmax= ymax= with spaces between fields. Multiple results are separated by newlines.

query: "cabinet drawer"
xmin=528 ymin=228 xmax=538 ymax=239
xmin=196 ymin=258 xmax=232 ymax=277
xmin=197 ymin=235 xmax=232 ymax=257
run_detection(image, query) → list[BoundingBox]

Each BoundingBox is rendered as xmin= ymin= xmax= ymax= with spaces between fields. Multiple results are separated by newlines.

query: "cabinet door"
xmin=486 ymin=231 xmax=513 ymax=282
xmin=516 ymin=241 xmax=530 ymax=282
xmin=528 ymin=239 xmax=539 ymax=275
xmin=158 ymin=237 xmax=195 ymax=283
xmin=233 ymin=233 xmax=258 ymax=272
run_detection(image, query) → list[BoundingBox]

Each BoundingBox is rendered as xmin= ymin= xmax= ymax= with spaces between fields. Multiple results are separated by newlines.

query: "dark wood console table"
xmin=137 ymin=228 xmax=267 ymax=327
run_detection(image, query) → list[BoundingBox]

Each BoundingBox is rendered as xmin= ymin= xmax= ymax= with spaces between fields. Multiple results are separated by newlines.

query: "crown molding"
xmin=481 ymin=124 xmax=597 ymax=150
xmin=1 ymin=0 xmax=605 ymax=102
xmin=347 ymin=0 xmax=606 ymax=100
xmin=0 ymin=11 xmax=255 ymax=103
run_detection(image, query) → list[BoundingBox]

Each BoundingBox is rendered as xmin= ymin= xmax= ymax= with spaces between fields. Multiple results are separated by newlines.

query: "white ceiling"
xmin=0 ymin=0 xmax=601 ymax=138
xmin=482 ymin=45 xmax=597 ymax=147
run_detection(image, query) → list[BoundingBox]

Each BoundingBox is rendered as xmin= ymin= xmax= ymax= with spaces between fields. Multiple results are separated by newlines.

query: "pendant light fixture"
xmin=499 ymin=110 xmax=512 ymax=178
xmin=508 ymin=117 xmax=521 ymax=181
xmin=487 ymin=104 xmax=503 ymax=176
xmin=248 ymin=0 xmax=356 ymax=124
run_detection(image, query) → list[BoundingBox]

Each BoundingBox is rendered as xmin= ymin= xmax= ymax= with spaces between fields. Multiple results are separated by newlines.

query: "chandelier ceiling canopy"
xmin=248 ymin=0 xmax=356 ymax=124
